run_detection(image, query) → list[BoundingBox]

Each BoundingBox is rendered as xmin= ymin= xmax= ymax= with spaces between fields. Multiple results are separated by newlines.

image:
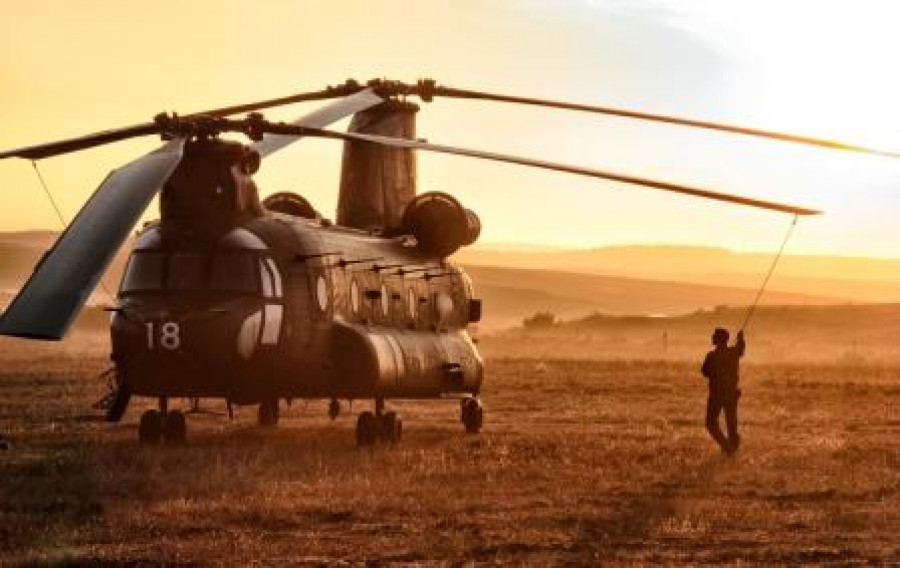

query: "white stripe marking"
xmin=261 ymin=304 xmax=283 ymax=345
xmin=237 ymin=311 xmax=262 ymax=360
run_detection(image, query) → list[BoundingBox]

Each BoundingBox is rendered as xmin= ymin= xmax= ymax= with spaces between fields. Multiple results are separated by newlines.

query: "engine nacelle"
xmin=262 ymin=192 xmax=319 ymax=219
xmin=400 ymin=192 xmax=481 ymax=257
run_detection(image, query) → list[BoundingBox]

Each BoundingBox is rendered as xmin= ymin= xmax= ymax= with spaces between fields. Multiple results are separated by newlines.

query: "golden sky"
xmin=1 ymin=0 xmax=899 ymax=257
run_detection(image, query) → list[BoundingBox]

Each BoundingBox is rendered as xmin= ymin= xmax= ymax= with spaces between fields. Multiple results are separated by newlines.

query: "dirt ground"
xmin=1 ymin=336 xmax=898 ymax=566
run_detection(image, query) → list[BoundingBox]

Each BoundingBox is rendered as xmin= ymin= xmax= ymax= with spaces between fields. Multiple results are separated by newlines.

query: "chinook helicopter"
xmin=7 ymin=77 xmax=883 ymax=446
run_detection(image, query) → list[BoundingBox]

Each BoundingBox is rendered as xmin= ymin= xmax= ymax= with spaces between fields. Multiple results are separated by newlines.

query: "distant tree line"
xmin=522 ymin=312 xmax=557 ymax=328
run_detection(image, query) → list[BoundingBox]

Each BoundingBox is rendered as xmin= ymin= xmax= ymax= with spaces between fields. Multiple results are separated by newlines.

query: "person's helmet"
xmin=712 ymin=327 xmax=729 ymax=346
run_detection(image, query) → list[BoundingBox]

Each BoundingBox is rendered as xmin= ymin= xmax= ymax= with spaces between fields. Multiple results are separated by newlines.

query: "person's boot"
xmin=725 ymin=434 xmax=741 ymax=455
xmin=707 ymin=423 xmax=729 ymax=453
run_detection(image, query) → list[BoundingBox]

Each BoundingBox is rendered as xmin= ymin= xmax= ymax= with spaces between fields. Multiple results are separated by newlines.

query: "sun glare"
xmin=673 ymin=0 xmax=900 ymax=150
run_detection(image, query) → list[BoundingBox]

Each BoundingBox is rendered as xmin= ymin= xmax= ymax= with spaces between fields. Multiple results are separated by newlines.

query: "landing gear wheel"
xmin=138 ymin=409 xmax=162 ymax=445
xmin=328 ymin=398 xmax=341 ymax=420
xmin=356 ymin=411 xmax=378 ymax=446
xmin=461 ymin=397 xmax=483 ymax=434
xmin=163 ymin=410 xmax=187 ymax=444
xmin=379 ymin=411 xmax=402 ymax=444
xmin=258 ymin=399 xmax=279 ymax=427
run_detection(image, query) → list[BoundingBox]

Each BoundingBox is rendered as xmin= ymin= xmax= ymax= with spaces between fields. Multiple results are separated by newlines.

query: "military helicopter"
xmin=6 ymin=77 xmax=879 ymax=446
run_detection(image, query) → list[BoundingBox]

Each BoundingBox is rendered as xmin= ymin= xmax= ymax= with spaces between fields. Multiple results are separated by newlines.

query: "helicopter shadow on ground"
xmin=1 ymin=406 xmax=468 ymax=550
xmin=0 ymin=445 xmax=106 ymax=557
xmin=94 ymin=413 xmax=471 ymax=477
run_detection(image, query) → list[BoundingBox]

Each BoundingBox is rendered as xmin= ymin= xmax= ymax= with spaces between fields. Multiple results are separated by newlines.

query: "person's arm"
xmin=735 ymin=330 xmax=746 ymax=357
xmin=701 ymin=352 xmax=713 ymax=379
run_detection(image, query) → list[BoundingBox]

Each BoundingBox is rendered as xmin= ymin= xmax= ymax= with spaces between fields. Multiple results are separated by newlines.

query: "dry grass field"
xmin=1 ymin=327 xmax=899 ymax=566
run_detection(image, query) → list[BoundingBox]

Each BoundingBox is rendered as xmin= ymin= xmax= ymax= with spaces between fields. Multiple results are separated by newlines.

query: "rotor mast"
xmin=337 ymin=98 xmax=420 ymax=233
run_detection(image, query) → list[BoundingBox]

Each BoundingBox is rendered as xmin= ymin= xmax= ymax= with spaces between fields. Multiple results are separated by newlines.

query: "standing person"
xmin=701 ymin=328 xmax=745 ymax=454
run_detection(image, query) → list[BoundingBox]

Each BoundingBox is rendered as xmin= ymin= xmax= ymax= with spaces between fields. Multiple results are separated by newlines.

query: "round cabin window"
xmin=350 ymin=279 xmax=360 ymax=314
xmin=434 ymin=291 xmax=454 ymax=324
xmin=407 ymin=287 xmax=417 ymax=320
xmin=316 ymin=275 xmax=329 ymax=311
xmin=380 ymin=284 xmax=389 ymax=317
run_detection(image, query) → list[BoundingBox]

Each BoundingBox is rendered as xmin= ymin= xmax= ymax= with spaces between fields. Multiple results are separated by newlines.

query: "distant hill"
xmin=0 ymin=231 xmax=57 ymax=289
xmin=455 ymin=244 xmax=900 ymax=303
xmin=0 ymin=231 xmax=128 ymax=303
xmin=481 ymin=303 xmax=900 ymax=365
xmin=464 ymin=265 xmax=843 ymax=330
xmin=0 ymin=231 xmax=58 ymax=248
xmin=0 ymin=232 xmax=867 ymax=333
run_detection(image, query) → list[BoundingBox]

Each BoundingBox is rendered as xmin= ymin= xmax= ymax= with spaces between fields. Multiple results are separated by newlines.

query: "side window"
xmin=407 ymin=287 xmax=417 ymax=320
xmin=259 ymin=258 xmax=283 ymax=299
xmin=315 ymin=275 xmax=330 ymax=312
xmin=380 ymin=284 xmax=389 ymax=318
xmin=259 ymin=259 xmax=274 ymax=298
xmin=121 ymin=252 xmax=164 ymax=293
xmin=350 ymin=279 xmax=361 ymax=315
xmin=210 ymin=253 xmax=258 ymax=293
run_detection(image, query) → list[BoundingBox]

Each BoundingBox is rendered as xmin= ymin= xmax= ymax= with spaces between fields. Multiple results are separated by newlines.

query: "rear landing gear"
xmin=164 ymin=410 xmax=186 ymax=443
xmin=258 ymin=399 xmax=279 ymax=427
xmin=328 ymin=398 xmax=341 ymax=420
xmin=461 ymin=396 xmax=483 ymax=434
xmin=380 ymin=411 xmax=402 ymax=444
xmin=355 ymin=399 xmax=403 ymax=446
xmin=356 ymin=411 xmax=378 ymax=446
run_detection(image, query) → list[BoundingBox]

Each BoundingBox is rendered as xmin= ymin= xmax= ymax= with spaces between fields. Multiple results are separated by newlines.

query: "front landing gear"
xmin=138 ymin=398 xmax=187 ymax=445
xmin=461 ymin=396 xmax=483 ymax=434
xmin=356 ymin=398 xmax=402 ymax=446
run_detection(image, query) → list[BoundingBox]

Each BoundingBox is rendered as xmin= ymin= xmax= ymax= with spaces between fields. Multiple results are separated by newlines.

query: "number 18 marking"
xmin=146 ymin=321 xmax=181 ymax=351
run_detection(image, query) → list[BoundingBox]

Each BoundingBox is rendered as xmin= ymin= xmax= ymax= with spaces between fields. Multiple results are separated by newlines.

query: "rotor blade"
xmin=431 ymin=86 xmax=900 ymax=160
xmin=0 ymin=123 xmax=160 ymax=161
xmin=0 ymin=82 xmax=367 ymax=161
xmin=199 ymin=83 xmax=364 ymax=118
xmin=0 ymin=139 xmax=185 ymax=340
xmin=300 ymin=128 xmax=820 ymax=216
xmin=252 ymin=88 xmax=383 ymax=157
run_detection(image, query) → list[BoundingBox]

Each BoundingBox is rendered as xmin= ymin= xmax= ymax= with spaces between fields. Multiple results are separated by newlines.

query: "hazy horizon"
xmin=467 ymin=240 xmax=900 ymax=262
xmin=3 ymin=229 xmax=899 ymax=262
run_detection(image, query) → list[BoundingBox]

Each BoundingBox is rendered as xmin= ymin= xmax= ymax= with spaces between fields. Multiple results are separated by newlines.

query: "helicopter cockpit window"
xmin=210 ymin=253 xmax=258 ymax=293
xmin=121 ymin=252 xmax=164 ymax=293
xmin=120 ymin=251 xmax=262 ymax=295
xmin=167 ymin=253 xmax=206 ymax=290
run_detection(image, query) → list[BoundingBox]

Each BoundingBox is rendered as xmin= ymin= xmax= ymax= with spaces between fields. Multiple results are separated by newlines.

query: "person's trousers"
xmin=706 ymin=389 xmax=740 ymax=451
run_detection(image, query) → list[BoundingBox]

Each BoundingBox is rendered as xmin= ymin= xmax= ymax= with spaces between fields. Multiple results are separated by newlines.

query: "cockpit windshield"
xmin=121 ymin=252 xmax=164 ymax=293
xmin=168 ymin=253 xmax=206 ymax=290
xmin=121 ymin=251 xmax=262 ymax=295
xmin=210 ymin=254 xmax=257 ymax=293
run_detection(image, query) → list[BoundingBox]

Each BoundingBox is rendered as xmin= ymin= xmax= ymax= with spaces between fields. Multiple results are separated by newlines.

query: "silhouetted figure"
xmin=701 ymin=328 xmax=745 ymax=454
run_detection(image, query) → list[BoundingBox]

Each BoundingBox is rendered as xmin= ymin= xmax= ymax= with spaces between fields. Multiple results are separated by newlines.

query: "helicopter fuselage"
xmin=111 ymin=213 xmax=483 ymax=405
